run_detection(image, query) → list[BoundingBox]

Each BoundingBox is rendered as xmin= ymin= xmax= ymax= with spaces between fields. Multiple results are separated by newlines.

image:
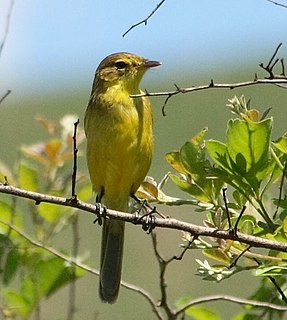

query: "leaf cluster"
xmin=0 ymin=115 xmax=90 ymax=319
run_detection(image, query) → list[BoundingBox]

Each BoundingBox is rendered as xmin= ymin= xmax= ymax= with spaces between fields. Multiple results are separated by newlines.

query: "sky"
xmin=1 ymin=0 xmax=287 ymax=97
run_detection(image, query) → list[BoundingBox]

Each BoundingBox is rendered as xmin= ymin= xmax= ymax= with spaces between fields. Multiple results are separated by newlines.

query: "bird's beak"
xmin=143 ymin=59 xmax=162 ymax=69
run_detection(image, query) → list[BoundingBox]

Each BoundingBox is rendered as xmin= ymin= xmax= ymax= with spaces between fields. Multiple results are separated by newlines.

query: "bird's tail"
xmin=99 ymin=218 xmax=125 ymax=303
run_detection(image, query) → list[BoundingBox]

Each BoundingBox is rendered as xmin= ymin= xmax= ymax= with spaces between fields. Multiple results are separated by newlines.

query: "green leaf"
xmin=226 ymin=118 xmax=272 ymax=192
xmin=76 ymin=183 xmax=93 ymax=202
xmin=3 ymin=290 xmax=32 ymax=317
xmin=232 ymin=314 xmax=260 ymax=320
xmin=165 ymin=151 xmax=187 ymax=174
xmin=168 ymin=173 xmax=211 ymax=203
xmin=32 ymin=256 xmax=85 ymax=298
xmin=205 ymin=140 xmax=232 ymax=174
xmin=0 ymin=200 xmax=23 ymax=241
xmin=179 ymin=128 xmax=208 ymax=180
xmin=203 ymin=248 xmax=231 ymax=263
xmin=47 ymin=262 xmax=86 ymax=297
xmin=185 ymin=307 xmax=221 ymax=320
xmin=180 ymin=141 xmax=206 ymax=179
xmin=37 ymin=201 xmax=68 ymax=223
xmin=233 ymin=215 xmax=256 ymax=235
xmin=227 ymin=118 xmax=271 ymax=169
xmin=3 ymin=248 xmax=20 ymax=285
xmin=273 ymin=134 xmax=287 ymax=154
xmin=255 ymin=265 xmax=287 ymax=277
xmin=18 ymin=161 xmax=39 ymax=191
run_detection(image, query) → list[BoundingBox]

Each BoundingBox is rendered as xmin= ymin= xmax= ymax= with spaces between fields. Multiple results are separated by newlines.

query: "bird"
xmin=84 ymin=52 xmax=161 ymax=303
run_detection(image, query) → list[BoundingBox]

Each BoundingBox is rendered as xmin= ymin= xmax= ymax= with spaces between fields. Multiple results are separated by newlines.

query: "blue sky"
xmin=0 ymin=0 xmax=287 ymax=95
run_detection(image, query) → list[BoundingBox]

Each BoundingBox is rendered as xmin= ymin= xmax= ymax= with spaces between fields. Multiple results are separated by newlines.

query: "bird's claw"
xmin=133 ymin=207 xmax=157 ymax=234
xmin=93 ymin=203 xmax=107 ymax=226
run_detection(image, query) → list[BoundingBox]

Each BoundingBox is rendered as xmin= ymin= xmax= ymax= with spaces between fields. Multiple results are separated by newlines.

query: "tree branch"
xmin=122 ymin=0 xmax=166 ymax=37
xmin=1 ymin=184 xmax=287 ymax=253
xmin=0 ymin=0 xmax=15 ymax=57
xmin=132 ymin=78 xmax=287 ymax=116
xmin=174 ymin=294 xmax=287 ymax=317
xmin=0 ymin=218 xmax=165 ymax=320
xmin=0 ymin=89 xmax=11 ymax=105
xmin=267 ymin=0 xmax=287 ymax=8
xmin=132 ymin=42 xmax=287 ymax=115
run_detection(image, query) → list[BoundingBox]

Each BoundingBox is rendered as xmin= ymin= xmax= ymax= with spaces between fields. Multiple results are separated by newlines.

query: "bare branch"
xmin=0 ymin=90 xmax=11 ymax=105
xmin=1 ymin=184 xmax=287 ymax=253
xmin=67 ymin=213 xmax=80 ymax=320
xmin=133 ymin=78 xmax=287 ymax=115
xmin=259 ymin=43 xmax=286 ymax=78
xmin=151 ymin=232 xmax=174 ymax=318
xmin=122 ymin=0 xmax=166 ymax=37
xmin=0 ymin=0 xmax=15 ymax=57
xmin=70 ymin=119 xmax=79 ymax=200
xmin=3 ymin=220 xmax=286 ymax=319
xmin=151 ymin=232 xmax=198 ymax=319
xmin=267 ymin=0 xmax=287 ymax=8
xmin=133 ymin=43 xmax=287 ymax=115
xmin=174 ymin=294 xmax=287 ymax=317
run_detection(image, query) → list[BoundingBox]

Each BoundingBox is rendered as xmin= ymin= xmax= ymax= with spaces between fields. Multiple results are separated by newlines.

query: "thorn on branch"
xmin=144 ymin=89 xmax=150 ymax=96
xmin=3 ymin=176 xmax=9 ymax=186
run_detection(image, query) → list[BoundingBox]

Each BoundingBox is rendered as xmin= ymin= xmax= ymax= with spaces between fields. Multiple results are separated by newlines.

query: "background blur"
xmin=1 ymin=0 xmax=287 ymax=319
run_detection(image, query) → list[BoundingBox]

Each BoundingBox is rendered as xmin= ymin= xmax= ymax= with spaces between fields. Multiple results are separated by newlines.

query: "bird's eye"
xmin=115 ymin=61 xmax=127 ymax=70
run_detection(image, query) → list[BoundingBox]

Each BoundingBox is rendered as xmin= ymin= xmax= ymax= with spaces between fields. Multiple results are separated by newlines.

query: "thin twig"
xmin=151 ymin=232 xmax=174 ymax=319
xmin=133 ymin=43 xmax=287 ymax=114
xmin=122 ymin=0 xmax=166 ymax=37
xmin=67 ymin=214 xmax=80 ymax=320
xmin=229 ymin=245 xmax=251 ymax=268
xmin=71 ymin=120 xmax=79 ymax=200
xmin=222 ymin=188 xmax=232 ymax=231
xmin=234 ymin=206 xmax=246 ymax=234
xmin=174 ymin=294 xmax=287 ymax=317
xmin=131 ymin=78 xmax=287 ymax=116
xmin=259 ymin=43 xmax=286 ymax=79
xmin=273 ymin=161 xmax=287 ymax=219
xmin=267 ymin=0 xmax=287 ymax=8
xmin=0 ymin=0 xmax=15 ymax=57
xmin=174 ymin=235 xmax=197 ymax=261
xmin=1 ymin=184 xmax=287 ymax=252
xmin=0 ymin=90 xmax=11 ymax=105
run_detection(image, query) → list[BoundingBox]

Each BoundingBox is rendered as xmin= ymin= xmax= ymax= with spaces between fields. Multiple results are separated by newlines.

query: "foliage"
xmin=145 ymin=95 xmax=287 ymax=319
xmin=1 ymin=97 xmax=287 ymax=319
xmin=0 ymin=115 xmax=90 ymax=319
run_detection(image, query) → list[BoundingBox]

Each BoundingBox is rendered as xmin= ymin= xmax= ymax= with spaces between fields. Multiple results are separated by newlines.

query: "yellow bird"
xmin=84 ymin=52 xmax=161 ymax=303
